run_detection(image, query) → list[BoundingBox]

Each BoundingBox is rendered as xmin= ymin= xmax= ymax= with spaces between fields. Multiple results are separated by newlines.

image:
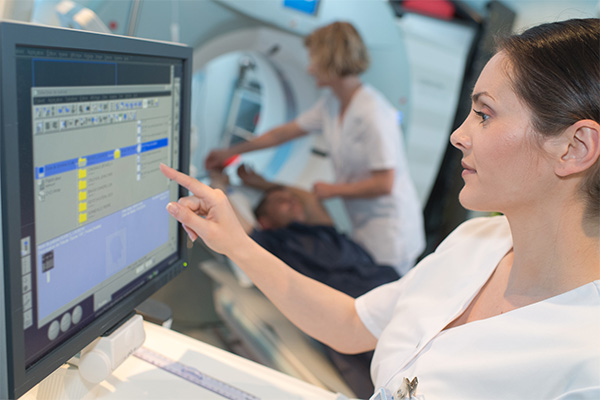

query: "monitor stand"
xmin=33 ymin=314 xmax=145 ymax=400
xmin=34 ymin=363 xmax=100 ymax=400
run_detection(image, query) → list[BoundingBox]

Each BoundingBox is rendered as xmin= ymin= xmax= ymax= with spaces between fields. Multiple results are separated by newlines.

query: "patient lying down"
xmin=211 ymin=165 xmax=400 ymax=299
xmin=208 ymin=165 xmax=398 ymax=398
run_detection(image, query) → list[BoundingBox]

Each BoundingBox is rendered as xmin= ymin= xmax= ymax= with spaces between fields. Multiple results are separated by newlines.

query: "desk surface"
xmin=23 ymin=321 xmax=343 ymax=400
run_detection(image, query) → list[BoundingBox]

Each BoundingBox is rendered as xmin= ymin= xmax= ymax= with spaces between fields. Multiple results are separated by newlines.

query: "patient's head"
xmin=254 ymin=187 xmax=307 ymax=230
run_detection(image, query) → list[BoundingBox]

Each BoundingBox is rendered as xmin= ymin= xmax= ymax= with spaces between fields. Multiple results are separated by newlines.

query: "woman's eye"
xmin=472 ymin=109 xmax=489 ymax=123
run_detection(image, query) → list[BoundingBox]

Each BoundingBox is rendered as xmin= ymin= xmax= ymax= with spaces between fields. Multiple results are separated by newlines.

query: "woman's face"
xmin=450 ymin=52 xmax=555 ymax=214
xmin=307 ymin=51 xmax=332 ymax=88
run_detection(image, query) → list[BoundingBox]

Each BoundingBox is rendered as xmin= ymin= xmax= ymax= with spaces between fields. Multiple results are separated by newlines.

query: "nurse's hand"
xmin=160 ymin=163 xmax=250 ymax=255
xmin=312 ymin=181 xmax=337 ymax=199
xmin=205 ymin=148 xmax=232 ymax=170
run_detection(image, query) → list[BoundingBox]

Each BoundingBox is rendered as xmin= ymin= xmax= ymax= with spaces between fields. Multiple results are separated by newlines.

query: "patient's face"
xmin=261 ymin=189 xmax=306 ymax=229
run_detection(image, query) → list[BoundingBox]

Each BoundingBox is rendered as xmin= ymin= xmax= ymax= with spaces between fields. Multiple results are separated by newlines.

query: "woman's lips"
xmin=461 ymin=160 xmax=476 ymax=176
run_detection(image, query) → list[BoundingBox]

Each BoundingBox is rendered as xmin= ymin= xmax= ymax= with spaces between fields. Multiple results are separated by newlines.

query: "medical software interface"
xmin=16 ymin=45 xmax=182 ymax=366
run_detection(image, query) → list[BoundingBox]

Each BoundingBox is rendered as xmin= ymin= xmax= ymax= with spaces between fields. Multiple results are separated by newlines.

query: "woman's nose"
xmin=450 ymin=120 xmax=471 ymax=151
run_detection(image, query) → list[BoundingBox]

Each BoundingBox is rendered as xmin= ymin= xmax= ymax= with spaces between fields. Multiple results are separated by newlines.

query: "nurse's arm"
xmin=205 ymin=121 xmax=308 ymax=170
xmin=216 ymin=122 xmax=307 ymax=161
xmin=160 ymin=164 xmax=377 ymax=354
xmin=313 ymin=169 xmax=394 ymax=199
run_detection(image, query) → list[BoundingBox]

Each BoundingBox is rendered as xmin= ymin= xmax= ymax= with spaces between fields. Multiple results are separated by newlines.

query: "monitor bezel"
xmin=0 ymin=21 xmax=191 ymax=399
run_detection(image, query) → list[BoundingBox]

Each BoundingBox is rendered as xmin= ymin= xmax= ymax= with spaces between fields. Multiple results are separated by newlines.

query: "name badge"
xmin=369 ymin=377 xmax=421 ymax=400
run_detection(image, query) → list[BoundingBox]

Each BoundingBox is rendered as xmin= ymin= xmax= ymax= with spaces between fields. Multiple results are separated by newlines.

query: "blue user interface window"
xmin=283 ymin=0 xmax=320 ymax=15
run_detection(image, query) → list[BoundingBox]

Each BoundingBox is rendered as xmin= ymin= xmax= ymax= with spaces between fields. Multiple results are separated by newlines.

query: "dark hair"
xmin=253 ymin=186 xmax=287 ymax=220
xmin=497 ymin=18 xmax=600 ymax=218
xmin=304 ymin=21 xmax=369 ymax=77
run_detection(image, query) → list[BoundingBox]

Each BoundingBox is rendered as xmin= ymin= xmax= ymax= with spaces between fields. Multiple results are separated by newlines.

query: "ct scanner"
xmin=186 ymin=1 xmax=476 ymax=215
xmin=1 ymin=1 xmax=480 ymax=397
xmin=26 ymin=0 xmax=476 ymax=209
xmin=5 ymin=0 xmax=597 ymax=397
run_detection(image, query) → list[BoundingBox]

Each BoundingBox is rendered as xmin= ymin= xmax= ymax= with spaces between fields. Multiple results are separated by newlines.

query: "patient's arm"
xmin=161 ymin=164 xmax=377 ymax=354
xmin=237 ymin=164 xmax=333 ymax=226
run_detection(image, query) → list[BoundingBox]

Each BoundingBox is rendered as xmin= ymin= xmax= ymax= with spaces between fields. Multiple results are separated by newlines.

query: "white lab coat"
xmin=356 ymin=216 xmax=600 ymax=399
xmin=296 ymin=85 xmax=424 ymax=275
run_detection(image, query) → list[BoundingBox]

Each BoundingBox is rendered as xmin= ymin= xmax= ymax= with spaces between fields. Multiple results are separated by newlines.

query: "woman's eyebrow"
xmin=471 ymin=91 xmax=495 ymax=104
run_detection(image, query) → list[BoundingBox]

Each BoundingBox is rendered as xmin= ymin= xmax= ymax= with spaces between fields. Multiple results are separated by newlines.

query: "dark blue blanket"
xmin=251 ymin=223 xmax=400 ymax=298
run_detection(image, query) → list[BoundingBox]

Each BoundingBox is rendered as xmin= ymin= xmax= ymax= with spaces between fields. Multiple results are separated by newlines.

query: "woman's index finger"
xmin=159 ymin=163 xmax=210 ymax=197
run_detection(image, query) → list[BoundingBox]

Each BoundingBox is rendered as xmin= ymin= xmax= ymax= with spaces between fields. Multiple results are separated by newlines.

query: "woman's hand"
xmin=313 ymin=170 xmax=395 ymax=200
xmin=204 ymin=148 xmax=232 ymax=170
xmin=160 ymin=164 xmax=251 ymax=255
xmin=312 ymin=181 xmax=338 ymax=199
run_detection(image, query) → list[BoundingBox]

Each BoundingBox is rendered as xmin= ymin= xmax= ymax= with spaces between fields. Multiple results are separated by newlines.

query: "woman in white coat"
xmin=205 ymin=21 xmax=424 ymax=276
xmin=164 ymin=18 xmax=600 ymax=399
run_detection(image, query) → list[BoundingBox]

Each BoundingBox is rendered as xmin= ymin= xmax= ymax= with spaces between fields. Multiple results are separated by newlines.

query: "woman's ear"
xmin=553 ymin=120 xmax=600 ymax=177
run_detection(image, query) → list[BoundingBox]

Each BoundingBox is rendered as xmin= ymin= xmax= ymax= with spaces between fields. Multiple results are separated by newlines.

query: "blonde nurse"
xmin=206 ymin=21 xmax=424 ymax=275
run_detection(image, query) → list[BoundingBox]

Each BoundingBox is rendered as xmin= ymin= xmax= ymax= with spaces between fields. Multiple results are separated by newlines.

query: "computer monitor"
xmin=0 ymin=21 xmax=191 ymax=399
xmin=226 ymin=86 xmax=262 ymax=146
xmin=283 ymin=0 xmax=321 ymax=16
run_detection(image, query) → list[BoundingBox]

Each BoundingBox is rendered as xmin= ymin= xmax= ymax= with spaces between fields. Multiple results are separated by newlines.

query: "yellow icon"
xmin=114 ymin=149 xmax=121 ymax=159
xmin=79 ymin=202 xmax=87 ymax=212
xmin=79 ymin=213 xmax=87 ymax=224
xmin=79 ymin=191 xmax=87 ymax=201
xmin=78 ymin=180 xmax=87 ymax=190
xmin=78 ymin=157 xmax=87 ymax=168
xmin=78 ymin=169 xmax=87 ymax=179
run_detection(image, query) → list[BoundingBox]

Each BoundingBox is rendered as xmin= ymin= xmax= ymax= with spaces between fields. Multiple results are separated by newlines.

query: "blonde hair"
xmin=304 ymin=21 xmax=369 ymax=78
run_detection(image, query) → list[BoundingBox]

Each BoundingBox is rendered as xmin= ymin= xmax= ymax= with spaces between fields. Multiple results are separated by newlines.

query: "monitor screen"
xmin=234 ymin=93 xmax=261 ymax=135
xmin=226 ymin=87 xmax=262 ymax=146
xmin=0 ymin=21 xmax=191 ymax=399
xmin=283 ymin=0 xmax=320 ymax=16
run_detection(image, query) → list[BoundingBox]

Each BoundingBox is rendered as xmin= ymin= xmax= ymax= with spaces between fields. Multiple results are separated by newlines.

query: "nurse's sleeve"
xmin=355 ymin=278 xmax=406 ymax=339
xmin=552 ymin=387 xmax=600 ymax=399
xmin=295 ymin=97 xmax=325 ymax=133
